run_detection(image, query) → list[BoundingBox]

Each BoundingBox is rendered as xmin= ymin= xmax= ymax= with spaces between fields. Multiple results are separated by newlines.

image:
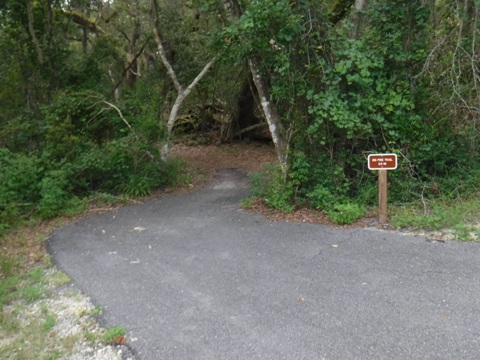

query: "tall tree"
xmin=151 ymin=0 xmax=215 ymax=159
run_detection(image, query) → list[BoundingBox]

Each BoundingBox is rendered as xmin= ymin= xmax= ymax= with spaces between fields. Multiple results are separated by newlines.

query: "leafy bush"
xmin=37 ymin=170 xmax=71 ymax=219
xmin=288 ymin=151 xmax=350 ymax=209
xmin=306 ymin=185 xmax=337 ymax=210
xmin=0 ymin=150 xmax=43 ymax=229
xmin=0 ymin=90 xmax=181 ymax=229
xmin=250 ymin=165 xmax=294 ymax=212
xmin=326 ymin=203 xmax=365 ymax=225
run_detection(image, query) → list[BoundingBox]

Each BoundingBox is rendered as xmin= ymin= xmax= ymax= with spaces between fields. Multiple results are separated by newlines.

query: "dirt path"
xmin=171 ymin=142 xmax=277 ymax=174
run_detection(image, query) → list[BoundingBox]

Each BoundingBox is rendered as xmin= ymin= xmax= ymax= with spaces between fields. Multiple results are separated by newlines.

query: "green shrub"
xmin=161 ymin=158 xmax=189 ymax=187
xmin=0 ymin=149 xmax=42 ymax=206
xmin=250 ymin=165 xmax=294 ymax=212
xmin=306 ymin=185 xmax=337 ymax=210
xmin=0 ymin=149 xmax=43 ymax=229
xmin=326 ymin=203 xmax=365 ymax=225
xmin=37 ymin=170 xmax=71 ymax=219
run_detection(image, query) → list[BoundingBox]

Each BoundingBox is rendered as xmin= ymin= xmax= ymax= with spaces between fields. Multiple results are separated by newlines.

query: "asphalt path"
xmin=48 ymin=168 xmax=480 ymax=359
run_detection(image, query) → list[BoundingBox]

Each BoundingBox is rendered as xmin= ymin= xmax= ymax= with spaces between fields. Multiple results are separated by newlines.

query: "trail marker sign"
xmin=367 ymin=153 xmax=398 ymax=224
xmin=368 ymin=154 xmax=397 ymax=170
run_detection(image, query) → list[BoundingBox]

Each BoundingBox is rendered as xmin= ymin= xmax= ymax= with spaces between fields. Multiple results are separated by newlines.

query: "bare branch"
xmin=152 ymin=28 xmax=183 ymax=93
xmin=110 ymin=37 xmax=151 ymax=98
xmin=101 ymin=100 xmax=134 ymax=131
xmin=100 ymin=100 xmax=157 ymax=162
xmin=183 ymin=60 xmax=216 ymax=99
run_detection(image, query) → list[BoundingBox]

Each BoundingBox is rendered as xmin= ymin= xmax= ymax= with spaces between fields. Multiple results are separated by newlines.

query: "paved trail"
xmin=48 ymin=169 xmax=480 ymax=360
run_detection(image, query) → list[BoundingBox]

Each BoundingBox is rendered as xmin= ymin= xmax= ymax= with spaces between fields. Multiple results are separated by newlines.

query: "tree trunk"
xmin=349 ymin=0 xmax=368 ymax=39
xmin=248 ymin=57 xmax=289 ymax=175
xmin=222 ymin=0 xmax=289 ymax=176
xmin=27 ymin=1 xmax=44 ymax=65
xmin=152 ymin=0 xmax=214 ymax=160
xmin=329 ymin=0 xmax=356 ymax=25
xmin=126 ymin=20 xmax=141 ymax=87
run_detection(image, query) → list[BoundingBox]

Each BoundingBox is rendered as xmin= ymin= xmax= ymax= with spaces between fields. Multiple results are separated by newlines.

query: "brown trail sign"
xmin=368 ymin=154 xmax=398 ymax=224
xmin=368 ymin=154 xmax=398 ymax=170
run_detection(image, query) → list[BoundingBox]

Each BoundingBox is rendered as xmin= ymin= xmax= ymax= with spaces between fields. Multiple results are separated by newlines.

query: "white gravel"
xmin=3 ymin=268 xmax=135 ymax=360
xmin=49 ymin=289 xmax=129 ymax=359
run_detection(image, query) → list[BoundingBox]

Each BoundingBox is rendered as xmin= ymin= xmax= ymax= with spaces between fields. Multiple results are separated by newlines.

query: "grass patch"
xmin=47 ymin=271 xmax=71 ymax=287
xmin=102 ymin=325 xmax=126 ymax=345
xmin=391 ymin=194 xmax=480 ymax=240
xmin=20 ymin=284 xmax=45 ymax=303
xmin=240 ymin=197 xmax=253 ymax=209
xmin=0 ymin=216 xmax=120 ymax=359
xmin=0 ymin=300 xmax=80 ymax=360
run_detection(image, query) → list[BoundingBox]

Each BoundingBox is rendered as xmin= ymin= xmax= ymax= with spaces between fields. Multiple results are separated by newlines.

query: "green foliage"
xmin=119 ymin=174 xmax=156 ymax=198
xmin=37 ymin=171 xmax=71 ymax=219
xmin=20 ymin=285 xmax=45 ymax=303
xmin=0 ymin=82 xmax=184 ymax=229
xmin=306 ymin=37 xmax=419 ymax=143
xmin=326 ymin=203 xmax=365 ymax=225
xmin=240 ymin=197 xmax=253 ymax=209
xmin=0 ymin=276 xmax=20 ymax=309
xmin=0 ymin=149 xmax=42 ymax=229
xmin=250 ymin=165 xmax=294 ymax=212
xmin=289 ymin=151 xmax=350 ymax=209
xmin=392 ymin=195 xmax=480 ymax=235
xmin=306 ymin=185 xmax=337 ymax=211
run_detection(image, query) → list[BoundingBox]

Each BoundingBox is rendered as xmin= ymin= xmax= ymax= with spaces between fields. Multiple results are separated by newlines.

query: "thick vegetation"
xmin=1 ymin=0 xmax=480 ymax=230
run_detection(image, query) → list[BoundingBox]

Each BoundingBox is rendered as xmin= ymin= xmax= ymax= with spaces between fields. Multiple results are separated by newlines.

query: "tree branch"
xmin=100 ymin=100 xmax=156 ymax=162
xmin=183 ymin=59 xmax=216 ymax=99
xmin=101 ymin=101 xmax=134 ymax=131
xmin=110 ymin=37 xmax=151 ymax=98
xmin=27 ymin=1 xmax=44 ymax=64
xmin=63 ymin=11 xmax=105 ymax=35
xmin=151 ymin=0 xmax=182 ymax=93
xmin=328 ymin=0 xmax=356 ymax=25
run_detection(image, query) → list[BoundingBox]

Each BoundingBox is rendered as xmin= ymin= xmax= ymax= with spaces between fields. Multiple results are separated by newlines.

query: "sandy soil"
xmin=170 ymin=142 xmax=278 ymax=175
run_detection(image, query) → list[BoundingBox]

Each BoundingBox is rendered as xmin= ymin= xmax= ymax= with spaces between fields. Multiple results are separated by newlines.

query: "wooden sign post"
xmin=368 ymin=154 xmax=398 ymax=224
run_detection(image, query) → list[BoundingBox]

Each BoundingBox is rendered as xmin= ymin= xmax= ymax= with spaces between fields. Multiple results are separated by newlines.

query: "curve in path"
xmin=48 ymin=169 xmax=480 ymax=360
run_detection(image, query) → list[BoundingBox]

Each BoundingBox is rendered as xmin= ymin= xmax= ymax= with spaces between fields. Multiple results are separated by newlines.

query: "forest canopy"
xmin=1 ymin=0 xmax=479 ymax=228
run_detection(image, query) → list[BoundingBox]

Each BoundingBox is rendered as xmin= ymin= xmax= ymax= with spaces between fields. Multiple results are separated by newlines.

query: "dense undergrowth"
xmin=0 ymin=89 xmax=191 ymax=233
xmin=249 ymin=157 xmax=480 ymax=235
